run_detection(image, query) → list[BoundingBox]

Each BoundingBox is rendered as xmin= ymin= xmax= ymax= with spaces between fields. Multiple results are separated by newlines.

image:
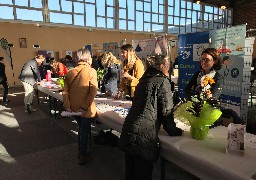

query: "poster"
xmin=209 ymin=24 xmax=247 ymax=117
xmin=178 ymin=31 xmax=209 ymax=98
xmin=132 ymin=38 xmax=156 ymax=59
xmin=103 ymin=42 xmax=119 ymax=57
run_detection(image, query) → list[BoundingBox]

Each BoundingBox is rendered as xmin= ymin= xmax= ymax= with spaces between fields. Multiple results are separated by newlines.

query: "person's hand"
xmin=65 ymin=108 xmax=72 ymax=112
xmin=78 ymin=108 xmax=87 ymax=115
xmin=114 ymin=91 xmax=122 ymax=100
xmin=123 ymin=72 xmax=131 ymax=78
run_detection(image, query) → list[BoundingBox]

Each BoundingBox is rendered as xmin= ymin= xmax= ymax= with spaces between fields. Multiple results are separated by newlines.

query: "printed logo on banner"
xmin=193 ymin=43 xmax=209 ymax=61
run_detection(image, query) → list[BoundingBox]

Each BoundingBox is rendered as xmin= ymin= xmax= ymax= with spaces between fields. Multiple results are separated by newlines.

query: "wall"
xmin=0 ymin=22 xmax=177 ymax=87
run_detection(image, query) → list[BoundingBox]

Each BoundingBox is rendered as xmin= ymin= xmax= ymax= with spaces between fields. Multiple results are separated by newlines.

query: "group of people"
xmin=1 ymin=44 xmax=243 ymax=179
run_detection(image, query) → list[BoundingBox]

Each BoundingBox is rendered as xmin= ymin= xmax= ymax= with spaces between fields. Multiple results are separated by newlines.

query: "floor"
xmin=0 ymin=87 xmax=199 ymax=180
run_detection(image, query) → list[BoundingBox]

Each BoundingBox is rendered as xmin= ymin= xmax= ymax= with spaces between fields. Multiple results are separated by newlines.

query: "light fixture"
xmin=196 ymin=1 xmax=200 ymax=4
xmin=220 ymin=5 xmax=226 ymax=10
xmin=8 ymin=44 xmax=14 ymax=47
xmin=33 ymin=44 xmax=40 ymax=48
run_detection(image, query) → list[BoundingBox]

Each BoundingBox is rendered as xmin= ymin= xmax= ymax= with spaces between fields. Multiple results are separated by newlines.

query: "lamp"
xmin=33 ymin=45 xmax=40 ymax=48
xmin=196 ymin=1 xmax=200 ymax=4
xmin=220 ymin=5 xmax=226 ymax=9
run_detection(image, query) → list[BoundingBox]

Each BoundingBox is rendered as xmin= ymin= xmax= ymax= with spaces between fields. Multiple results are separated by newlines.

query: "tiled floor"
xmin=0 ymin=87 xmax=199 ymax=180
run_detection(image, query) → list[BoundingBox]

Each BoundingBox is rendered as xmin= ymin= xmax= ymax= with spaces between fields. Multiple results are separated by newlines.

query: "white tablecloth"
xmin=37 ymin=82 xmax=256 ymax=180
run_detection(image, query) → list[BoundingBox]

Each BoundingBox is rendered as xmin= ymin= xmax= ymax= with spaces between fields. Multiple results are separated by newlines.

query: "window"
xmin=0 ymin=0 xmax=232 ymax=34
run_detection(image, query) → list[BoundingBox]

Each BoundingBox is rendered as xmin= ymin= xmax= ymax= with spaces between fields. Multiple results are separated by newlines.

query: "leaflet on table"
xmin=226 ymin=123 xmax=246 ymax=155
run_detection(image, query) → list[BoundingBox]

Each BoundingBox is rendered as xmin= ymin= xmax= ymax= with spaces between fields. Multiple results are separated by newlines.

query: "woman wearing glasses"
xmin=184 ymin=48 xmax=223 ymax=99
xmin=184 ymin=48 xmax=243 ymax=126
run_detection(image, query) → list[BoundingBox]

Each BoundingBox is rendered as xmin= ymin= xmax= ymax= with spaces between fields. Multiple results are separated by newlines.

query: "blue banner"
xmin=178 ymin=31 xmax=209 ymax=98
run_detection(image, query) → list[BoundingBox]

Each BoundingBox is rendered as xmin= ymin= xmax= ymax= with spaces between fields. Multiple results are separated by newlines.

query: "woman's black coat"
xmin=119 ymin=68 xmax=182 ymax=161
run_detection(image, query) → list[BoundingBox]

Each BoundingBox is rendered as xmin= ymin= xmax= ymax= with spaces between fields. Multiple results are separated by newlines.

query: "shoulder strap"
xmin=69 ymin=67 xmax=85 ymax=90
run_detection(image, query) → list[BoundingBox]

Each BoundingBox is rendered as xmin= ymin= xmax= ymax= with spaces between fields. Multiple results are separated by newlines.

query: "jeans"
xmin=75 ymin=116 xmax=92 ymax=155
xmin=1 ymin=81 xmax=8 ymax=102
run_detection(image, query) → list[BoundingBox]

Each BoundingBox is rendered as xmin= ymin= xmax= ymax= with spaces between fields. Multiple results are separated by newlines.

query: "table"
xmin=36 ymin=81 xmax=256 ymax=180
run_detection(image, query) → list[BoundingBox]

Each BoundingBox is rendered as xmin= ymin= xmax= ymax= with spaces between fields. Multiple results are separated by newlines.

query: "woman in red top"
xmin=49 ymin=59 xmax=68 ymax=77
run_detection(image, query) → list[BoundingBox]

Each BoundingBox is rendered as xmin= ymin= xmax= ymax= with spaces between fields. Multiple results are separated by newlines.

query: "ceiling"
xmin=199 ymin=0 xmax=255 ymax=8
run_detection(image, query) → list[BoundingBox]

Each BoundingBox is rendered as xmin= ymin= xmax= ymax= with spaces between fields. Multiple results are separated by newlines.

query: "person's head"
xmin=200 ymin=48 xmax=222 ymax=73
xmin=65 ymin=55 xmax=72 ymax=61
xmin=120 ymin=44 xmax=140 ymax=69
xmin=146 ymin=54 xmax=170 ymax=77
xmin=49 ymin=59 xmax=59 ymax=72
xmin=0 ymin=57 xmax=4 ymax=62
xmin=35 ymin=54 xmax=45 ymax=66
xmin=120 ymin=44 xmax=133 ymax=60
xmin=100 ymin=52 xmax=121 ymax=68
xmin=76 ymin=48 xmax=92 ymax=65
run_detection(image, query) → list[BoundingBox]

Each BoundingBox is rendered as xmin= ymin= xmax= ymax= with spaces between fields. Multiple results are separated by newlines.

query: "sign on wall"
xmin=103 ymin=42 xmax=119 ymax=57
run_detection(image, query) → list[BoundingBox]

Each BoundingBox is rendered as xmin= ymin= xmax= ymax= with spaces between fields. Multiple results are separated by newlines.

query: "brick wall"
xmin=233 ymin=2 xmax=256 ymax=30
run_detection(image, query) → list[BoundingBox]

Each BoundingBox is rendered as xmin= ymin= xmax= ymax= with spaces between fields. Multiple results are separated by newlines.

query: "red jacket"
xmin=58 ymin=62 xmax=68 ymax=77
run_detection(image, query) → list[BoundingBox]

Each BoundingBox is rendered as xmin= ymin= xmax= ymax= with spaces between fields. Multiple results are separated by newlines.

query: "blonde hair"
xmin=77 ymin=48 xmax=91 ymax=64
xmin=100 ymin=52 xmax=121 ymax=68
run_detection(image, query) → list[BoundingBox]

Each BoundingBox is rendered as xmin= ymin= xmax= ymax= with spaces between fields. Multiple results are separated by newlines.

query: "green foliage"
xmin=174 ymin=99 xmax=222 ymax=128
xmin=57 ymin=77 xmax=65 ymax=88
xmin=97 ymin=68 xmax=105 ymax=82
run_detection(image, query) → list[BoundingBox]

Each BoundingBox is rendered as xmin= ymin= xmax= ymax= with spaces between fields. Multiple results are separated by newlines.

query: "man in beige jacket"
xmin=62 ymin=48 xmax=98 ymax=165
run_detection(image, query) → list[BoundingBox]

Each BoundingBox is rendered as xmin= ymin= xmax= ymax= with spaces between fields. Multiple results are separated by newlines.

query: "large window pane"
xmin=16 ymin=9 xmax=43 ymax=21
xmin=0 ymin=6 xmax=13 ymax=19
xmin=97 ymin=1 xmax=105 ymax=16
xmin=119 ymin=0 xmax=126 ymax=8
xmin=144 ymin=23 xmax=150 ymax=32
xmin=181 ymin=9 xmax=186 ymax=17
xmin=86 ymin=4 xmax=95 ymax=27
xmin=74 ymin=15 xmax=84 ymax=26
xmin=144 ymin=2 xmax=150 ymax=12
xmin=0 ymin=0 xmax=13 ymax=5
xmin=119 ymin=19 xmax=126 ymax=30
xmin=144 ymin=12 xmax=151 ymax=22
xmin=48 ymin=1 xmax=60 ymax=11
xmin=50 ymin=12 xmax=72 ymax=24
xmin=15 ymin=0 xmax=28 ymax=6
xmin=119 ymin=9 xmax=126 ymax=19
xmin=128 ymin=21 xmax=135 ymax=31
xmin=128 ymin=1 xmax=135 ymax=20
xmin=107 ymin=18 xmax=114 ymax=28
xmin=136 ymin=1 xmax=142 ymax=11
xmin=187 ymin=10 xmax=191 ymax=18
xmin=107 ymin=0 xmax=114 ymax=6
xmin=30 ymin=0 xmax=42 ymax=8
xmin=86 ymin=0 xmax=95 ymax=3
xmin=152 ymin=2 xmax=158 ymax=13
xmin=168 ymin=15 xmax=173 ymax=24
xmin=74 ymin=2 xmax=84 ymax=13
xmin=107 ymin=7 xmax=114 ymax=17
xmin=159 ymin=5 xmax=164 ymax=14
xmin=61 ymin=0 xmax=72 ymax=12
xmin=168 ymin=7 xmax=173 ymax=15
xmin=97 ymin=17 xmax=106 ymax=28
xmin=187 ymin=1 xmax=192 ymax=9
xmin=168 ymin=0 xmax=174 ymax=6
xmin=159 ymin=15 xmax=164 ymax=23
xmin=136 ymin=11 xmax=143 ymax=31
xmin=152 ymin=14 xmax=158 ymax=23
